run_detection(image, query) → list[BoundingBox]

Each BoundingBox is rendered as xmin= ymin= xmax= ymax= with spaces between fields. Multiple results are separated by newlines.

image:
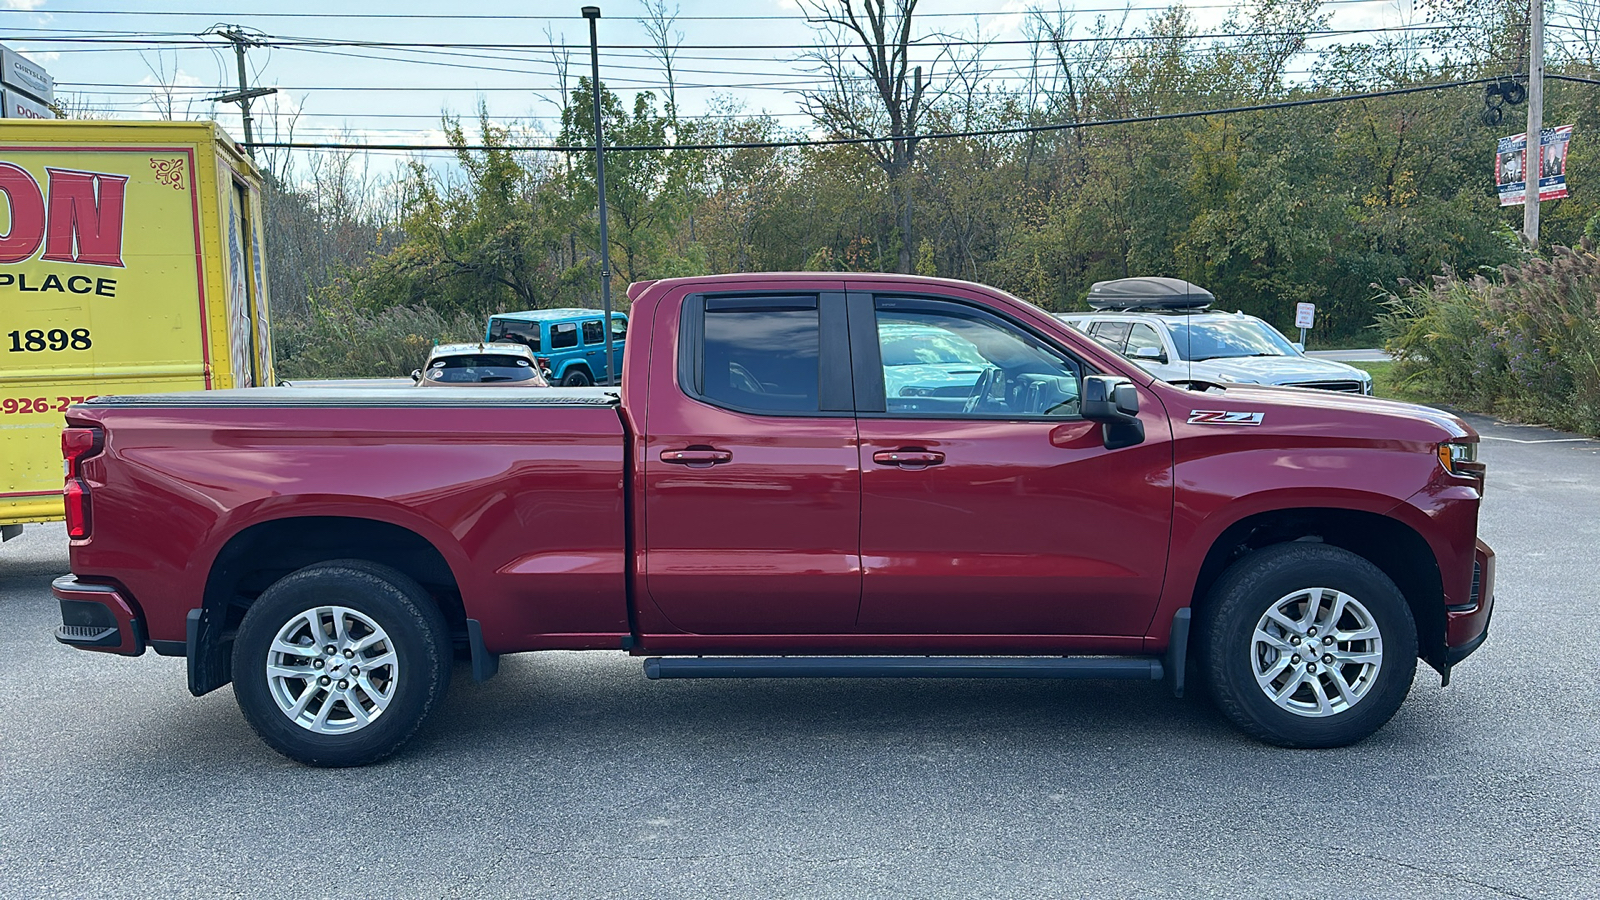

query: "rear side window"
xmin=683 ymin=297 xmax=822 ymax=414
xmin=582 ymin=320 xmax=604 ymax=344
xmin=551 ymin=322 xmax=578 ymax=349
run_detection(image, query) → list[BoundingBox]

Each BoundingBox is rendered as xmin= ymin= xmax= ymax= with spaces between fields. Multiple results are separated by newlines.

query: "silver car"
xmin=1057 ymin=279 xmax=1373 ymax=394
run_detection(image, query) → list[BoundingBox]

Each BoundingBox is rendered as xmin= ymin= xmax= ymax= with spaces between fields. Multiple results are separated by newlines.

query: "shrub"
xmin=273 ymin=304 xmax=486 ymax=381
xmin=1376 ymin=241 xmax=1600 ymax=436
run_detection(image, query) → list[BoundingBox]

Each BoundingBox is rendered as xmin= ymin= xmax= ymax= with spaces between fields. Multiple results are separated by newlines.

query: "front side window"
xmin=1088 ymin=321 xmax=1132 ymax=352
xmin=875 ymin=301 xmax=1082 ymax=418
xmin=698 ymin=300 xmax=820 ymax=413
xmin=582 ymin=320 xmax=604 ymax=344
xmin=611 ymin=317 xmax=628 ymax=339
xmin=550 ymin=322 xmax=578 ymax=349
xmin=1126 ymin=323 xmax=1167 ymax=362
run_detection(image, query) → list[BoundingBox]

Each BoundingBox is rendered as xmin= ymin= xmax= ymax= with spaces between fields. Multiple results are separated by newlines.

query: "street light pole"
xmin=1523 ymin=0 xmax=1544 ymax=249
xmin=583 ymin=6 xmax=615 ymax=385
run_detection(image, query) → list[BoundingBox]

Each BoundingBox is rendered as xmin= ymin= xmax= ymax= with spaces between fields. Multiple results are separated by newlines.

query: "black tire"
xmin=231 ymin=560 xmax=452 ymax=767
xmin=1197 ymin=542 xmax=1417 ymax=748
xmin=561 ymin=367 xmax=593 ymax=387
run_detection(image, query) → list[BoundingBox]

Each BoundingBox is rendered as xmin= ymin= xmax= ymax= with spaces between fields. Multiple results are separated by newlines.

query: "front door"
xmin=642 ymin=288 xmax=861 ymax=634
xmin=852 ymin=291 xmax=1173 ymax=637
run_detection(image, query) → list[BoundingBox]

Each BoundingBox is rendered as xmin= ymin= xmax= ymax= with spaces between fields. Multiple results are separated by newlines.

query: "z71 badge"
xmin=1188 ymin=410 xmax=1265 ymax=426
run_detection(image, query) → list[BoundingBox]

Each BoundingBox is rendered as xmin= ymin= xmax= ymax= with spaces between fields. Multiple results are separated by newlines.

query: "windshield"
xmin=426 ymin=354 xmax=540 ymax=383
xmin=487 ymin=319 xmax=541 ymax=351
xmin=1162 ymin=318 xmax=1299 ymax=361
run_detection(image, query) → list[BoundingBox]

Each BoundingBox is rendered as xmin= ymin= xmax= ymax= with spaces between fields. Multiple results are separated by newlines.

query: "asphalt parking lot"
xmin=2 ymin=413 xmax=1596 ymax=898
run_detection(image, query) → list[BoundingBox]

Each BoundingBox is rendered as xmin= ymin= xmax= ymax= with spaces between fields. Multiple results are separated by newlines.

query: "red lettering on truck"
xmin=41 ymin=167 xmax=128 ymax=268
xmin=0 ymin=162 xmax=46 ymax=264
xmin=0 ymin=163 xmax=127 ymax=268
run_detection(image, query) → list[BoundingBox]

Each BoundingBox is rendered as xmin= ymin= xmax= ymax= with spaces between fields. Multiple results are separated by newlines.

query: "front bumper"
xmin=1443 ymin=539 xmax=1495 ymax=665
xmin=53 ymin=576 xmax=145 ymax=656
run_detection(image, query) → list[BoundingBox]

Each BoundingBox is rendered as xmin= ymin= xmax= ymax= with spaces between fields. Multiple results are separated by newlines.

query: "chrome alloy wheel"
xmin=265 ymin=606 xmax=399 ymax=734
xmin=1251 ymin=587 xmax=1384 ymax=718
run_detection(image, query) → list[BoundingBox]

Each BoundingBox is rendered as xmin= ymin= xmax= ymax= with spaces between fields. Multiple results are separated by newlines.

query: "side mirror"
xmin=411 ymin=369 xmax=423 ymax=384
xmin=1081 ymin=375 xmax=1145 ymax=450
xmin=1130 ymin=345 xmax=1167 ymax=364
xmin=1291 ymin=342 xmax=1305 ymax=353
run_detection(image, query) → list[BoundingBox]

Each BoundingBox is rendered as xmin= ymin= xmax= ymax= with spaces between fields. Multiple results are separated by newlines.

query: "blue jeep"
xmin=485 ymin=308 xmax=627 ymax=386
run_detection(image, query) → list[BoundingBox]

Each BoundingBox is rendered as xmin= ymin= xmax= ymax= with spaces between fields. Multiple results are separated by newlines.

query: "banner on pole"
xmin=1497 ymin=125 xmax=1573 ymax=207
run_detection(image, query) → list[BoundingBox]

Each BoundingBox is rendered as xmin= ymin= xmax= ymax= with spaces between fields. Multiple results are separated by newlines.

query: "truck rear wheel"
xmin=1198 ymin=543 xmax=1417 ymax=748
xmin=561 ymin=367 xmax=593 ymax=387
xmin=231 ymin=560 xmax=451 ymax=767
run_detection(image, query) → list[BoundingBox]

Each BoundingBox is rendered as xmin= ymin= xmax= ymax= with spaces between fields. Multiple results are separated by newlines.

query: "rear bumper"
xmin=1443 ymin=539 xmax=1495 ymax=664
xmin=52 ymin=576 xmax=145 ymax=656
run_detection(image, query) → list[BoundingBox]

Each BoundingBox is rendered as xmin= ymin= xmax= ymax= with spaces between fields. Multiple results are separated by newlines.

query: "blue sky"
xmin=2 ymin=0 xmax=1416 ymax=162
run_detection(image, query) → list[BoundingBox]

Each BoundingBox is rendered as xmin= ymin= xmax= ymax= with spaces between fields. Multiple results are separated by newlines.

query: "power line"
xmin=240 ymin=76 xmax=1500 ymax=154
xmin=0 ymin=1 xmax=1431 ymax=21
xmin=4 ymin=23 xmax=1460 ymax=50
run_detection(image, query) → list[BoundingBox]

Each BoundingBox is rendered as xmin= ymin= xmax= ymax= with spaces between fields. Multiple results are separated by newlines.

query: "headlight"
xmin=1438 ymin=441 xmax=1485 ymax=479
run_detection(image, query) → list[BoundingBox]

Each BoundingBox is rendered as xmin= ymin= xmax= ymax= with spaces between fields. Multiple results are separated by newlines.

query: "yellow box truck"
xmin=2 ymin=120 xmax=272 ymax=540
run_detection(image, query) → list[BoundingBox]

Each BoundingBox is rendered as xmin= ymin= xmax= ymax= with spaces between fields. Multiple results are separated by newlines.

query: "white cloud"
xmin=4 ymin=1 xmax=47 ymax=10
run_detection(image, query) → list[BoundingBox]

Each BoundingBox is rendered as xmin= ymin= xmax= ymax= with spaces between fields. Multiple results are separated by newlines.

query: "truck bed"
xmin=66 ymin=387 xmax=630 ymax=653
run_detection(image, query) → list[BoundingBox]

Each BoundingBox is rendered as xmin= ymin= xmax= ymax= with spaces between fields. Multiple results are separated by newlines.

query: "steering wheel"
xmin=962 ymin=367 xmax=1000 ymax=414
xmin=728 ymin=362 xmax=766 ymax=394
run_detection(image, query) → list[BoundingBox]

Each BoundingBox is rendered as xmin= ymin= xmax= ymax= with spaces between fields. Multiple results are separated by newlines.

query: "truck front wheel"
xmin=1198 ymin=543 xmax=1417 ymax=748
xmin=231 ymin=560 xmax=452 ymax=767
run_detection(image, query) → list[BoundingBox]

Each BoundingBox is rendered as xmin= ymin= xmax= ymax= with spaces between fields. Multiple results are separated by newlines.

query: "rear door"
xmin=850 ymin=288 xmax=1173 ymax=637
xmin=641 ymin=286 xmax=861 ymax=634
xmin=580 ymin=318 xmax=608 ymax=383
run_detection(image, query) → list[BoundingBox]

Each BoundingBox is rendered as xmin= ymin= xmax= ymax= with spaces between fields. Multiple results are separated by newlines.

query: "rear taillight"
xmin=62 ymin=427 xmax=102 ymax=540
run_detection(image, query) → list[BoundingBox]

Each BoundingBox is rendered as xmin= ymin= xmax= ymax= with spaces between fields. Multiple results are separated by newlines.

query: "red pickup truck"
xmin=53 ymin=273 xmax=1494 ymax=766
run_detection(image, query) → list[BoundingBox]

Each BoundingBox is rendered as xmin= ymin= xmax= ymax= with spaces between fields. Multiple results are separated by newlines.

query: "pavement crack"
xmin=1341 ymin=848 xmax=1535 ymax=899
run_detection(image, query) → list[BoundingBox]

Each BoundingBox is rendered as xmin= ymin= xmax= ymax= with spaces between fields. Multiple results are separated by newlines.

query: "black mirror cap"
xmin=1082 ymin=375 xmax=1145 ymax=450
xmin=411 ymin=369 xmax=423 ymax=384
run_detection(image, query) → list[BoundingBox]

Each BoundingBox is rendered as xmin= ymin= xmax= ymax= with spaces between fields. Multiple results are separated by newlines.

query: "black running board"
xmin=643 ymin=656 xmax=1164 ymax=680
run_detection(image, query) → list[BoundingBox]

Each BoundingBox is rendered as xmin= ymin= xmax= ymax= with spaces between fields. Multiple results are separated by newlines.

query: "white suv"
xmin=1058 ymin=278 xmax=1373 ymax=395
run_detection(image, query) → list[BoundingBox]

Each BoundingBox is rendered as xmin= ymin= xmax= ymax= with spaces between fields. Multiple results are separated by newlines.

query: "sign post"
xmin=1294 ymin=302 xmax=1316 ymax=349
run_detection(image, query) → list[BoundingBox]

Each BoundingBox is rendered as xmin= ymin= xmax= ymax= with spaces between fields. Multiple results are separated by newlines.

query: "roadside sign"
xmin=0 ymin=45 xmax=53 ymax=104
xmin=2 ymin=89 xmax=55 ymax=120
xmin=1295 ymin=302 xmax=1316 ymax=330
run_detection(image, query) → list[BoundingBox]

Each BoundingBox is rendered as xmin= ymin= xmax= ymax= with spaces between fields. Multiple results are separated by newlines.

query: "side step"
xmin=643 ymin=656 xmax=1164 ymax=681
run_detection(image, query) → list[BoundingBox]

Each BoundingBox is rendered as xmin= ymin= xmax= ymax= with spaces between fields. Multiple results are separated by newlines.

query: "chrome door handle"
xmin=872 ymin=449 xmax=944 ymax=468
xmin=661 ymin=448 xmax=733 ymax=467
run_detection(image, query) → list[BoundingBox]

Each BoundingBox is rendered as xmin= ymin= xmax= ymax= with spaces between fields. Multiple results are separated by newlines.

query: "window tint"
xmin=582 ymin=320 xmax=604 ymax=344
xmin=875 ymin=302 xmax=1081 ymax=418
xmin=550 ymin=321 xmax=578 ymax=349
xmin=700 ymin=304 xmax=820 ymax=413
xmin=611 ymin=317 xmax=628 ymax=339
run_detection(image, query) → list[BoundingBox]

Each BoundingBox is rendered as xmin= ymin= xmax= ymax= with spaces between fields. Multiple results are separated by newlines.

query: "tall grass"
xmin=1377 ymin=241 xmax=1600 ymax=436
xmin=272 ymin=304 xmax=486 ymax=381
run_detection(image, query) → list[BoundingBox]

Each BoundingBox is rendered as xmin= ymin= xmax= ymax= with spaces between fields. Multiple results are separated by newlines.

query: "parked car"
xmin=412 ymin=342 xmax=549 ymax=387
xmin=55 ymin=273 xmax=1491 ymax=766
xmin=486 ymin=309 xmax=627 ymax=386
xmin=1057 ymin=277 xmax=1374 ymax=394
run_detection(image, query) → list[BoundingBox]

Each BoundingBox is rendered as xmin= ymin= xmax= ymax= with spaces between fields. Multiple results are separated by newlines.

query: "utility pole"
xmin=1524 ymin=0 xmax=1544 ymax=248
xmin=583 ymin=6 xmax=615 ymax=385
xmin=206 ymin=26 xmax=277 ymax=161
